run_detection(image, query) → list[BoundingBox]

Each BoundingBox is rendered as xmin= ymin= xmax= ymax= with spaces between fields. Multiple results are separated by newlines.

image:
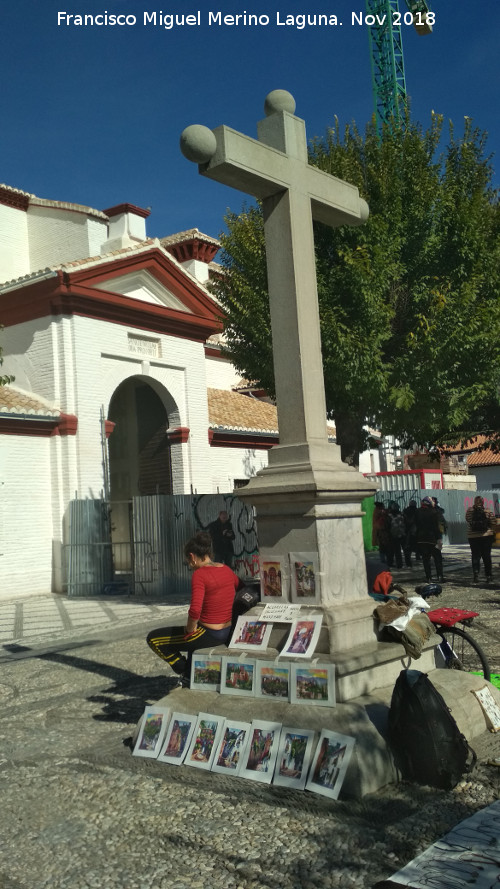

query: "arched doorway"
xmin=107 ymin=377 xmax=178 ymax=561
xmin=108 ymin=377 xmax=174 ymax=501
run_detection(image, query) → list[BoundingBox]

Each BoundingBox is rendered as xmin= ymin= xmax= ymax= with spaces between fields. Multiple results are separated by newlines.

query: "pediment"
xmin=93 ymin=269 xmax=191 ymax=312
xmin=64 ymin=246 xmax=220 ymax=321
xmin=0 ymin=246 xmax=222 ymax=342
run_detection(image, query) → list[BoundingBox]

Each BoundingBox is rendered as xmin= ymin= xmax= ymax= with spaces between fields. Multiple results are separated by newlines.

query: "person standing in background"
xmin=208 ymin=510 xmax=235 ymax=567
xmin=465 ymin=495 xmax=496 ymax=583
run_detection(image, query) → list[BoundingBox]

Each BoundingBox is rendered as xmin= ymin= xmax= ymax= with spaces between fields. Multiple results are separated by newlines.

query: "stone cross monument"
xmin=181 ymin=91 xmax=378 ymax=667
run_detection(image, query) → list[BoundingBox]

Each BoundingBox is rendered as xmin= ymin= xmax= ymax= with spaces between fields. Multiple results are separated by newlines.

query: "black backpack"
xmin=469 ymin=506 xmax=489 ymax=534
xmin=388 ymin=669 xmax=476 ymax=790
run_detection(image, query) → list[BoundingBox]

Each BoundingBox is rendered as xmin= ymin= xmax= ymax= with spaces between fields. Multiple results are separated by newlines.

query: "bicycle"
xmin=370 ymin=579 xmax=492 ymax=681
xmin=426 ymin=606 xmax=491 ymax=682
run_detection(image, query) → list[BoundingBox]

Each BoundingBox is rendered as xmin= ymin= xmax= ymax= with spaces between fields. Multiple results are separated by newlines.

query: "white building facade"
xmin=0 ymin=186 xmax=272 ymax=598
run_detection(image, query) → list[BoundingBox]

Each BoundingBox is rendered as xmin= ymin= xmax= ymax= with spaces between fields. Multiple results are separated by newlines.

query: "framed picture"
xmin=132 ymin=706 xmax=171 ymax=759
xmin=184 ymin=712 xmax=225 ymax=770
xmin=473 ymin=686 xmax=500 ymax=732
xmin=239 ymin=720 xmax=282 ymax=784
xmin=290 ymin=663 xmax=336 ymax=707
xmin=259 ymin=552 xmax=288 ymax=600
xmin=157 ymin=711 xmax=197 ymax=765
xmin=273 ymin=727 xmax=316 ymax=790
xmin=279 ymin=615 xmax=323 ymax=659
xmin=229 ymin=615 xmax=273 ymax=652
xmin=305 ymin=729 xmax=355 ymax=800
xmin=211 ymin=720 xmax=252 ymax=776
xmin=220 ymin=656 xmax=256 ymax=697
xmin=255 ymin=660 xmax=290 ymax=701
xmin=190 ymin=654 xmax=222 ymax=692
xmin=289 ymin=552 xmax=321 ymax=605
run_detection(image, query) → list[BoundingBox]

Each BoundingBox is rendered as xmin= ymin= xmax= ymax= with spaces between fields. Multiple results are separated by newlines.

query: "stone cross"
xmin=180 ymin=90 xmax=369 ymax=481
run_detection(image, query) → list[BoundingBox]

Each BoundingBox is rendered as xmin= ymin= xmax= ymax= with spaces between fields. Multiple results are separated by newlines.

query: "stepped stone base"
xmin=150 ymin=670 xmax=499 ymax=799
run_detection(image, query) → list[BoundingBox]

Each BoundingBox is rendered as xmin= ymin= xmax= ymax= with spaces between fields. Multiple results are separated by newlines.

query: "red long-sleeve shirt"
xmin=188 ymin=565 xmax=241 ymax=625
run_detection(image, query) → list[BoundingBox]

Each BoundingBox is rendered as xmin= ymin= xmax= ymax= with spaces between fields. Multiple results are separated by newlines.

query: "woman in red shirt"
xmin=147 ymin=531 xmax=242 ymax=687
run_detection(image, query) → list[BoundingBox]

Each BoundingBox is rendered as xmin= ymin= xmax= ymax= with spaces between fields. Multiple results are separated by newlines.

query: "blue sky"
xmin=1 ymin=1 xmax=499 ymax=240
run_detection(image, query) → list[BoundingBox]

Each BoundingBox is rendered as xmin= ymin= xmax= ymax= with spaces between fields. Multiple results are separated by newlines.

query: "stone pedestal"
xmin=238 ymin=466 xmax=377 ymax=656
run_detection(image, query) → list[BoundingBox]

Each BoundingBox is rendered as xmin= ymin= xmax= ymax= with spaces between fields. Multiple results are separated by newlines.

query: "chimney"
xmin=102 ymin=203 xmax=150 ymax=252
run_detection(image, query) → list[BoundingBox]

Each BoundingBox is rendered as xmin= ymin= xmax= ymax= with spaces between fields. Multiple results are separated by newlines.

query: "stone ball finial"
xmin=180 ymin=125 xmax=217 ymax=164
xmin=264 ymin=90 xmax=296 ymax=116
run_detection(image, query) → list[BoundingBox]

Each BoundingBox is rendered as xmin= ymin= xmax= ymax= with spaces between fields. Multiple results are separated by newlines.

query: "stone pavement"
xmin=0 ymin=591 xmax=190 ymax=661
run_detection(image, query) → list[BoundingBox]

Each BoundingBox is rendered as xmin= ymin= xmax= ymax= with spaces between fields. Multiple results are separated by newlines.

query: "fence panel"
xmin=66 ymin=499 xmax=113 ymax=597
xmin=66 ymin=492 xmax=259 ymax=598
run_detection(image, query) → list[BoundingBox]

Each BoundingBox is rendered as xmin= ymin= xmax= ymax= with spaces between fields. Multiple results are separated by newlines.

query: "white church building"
xmin=0 ymin=183 xmax=385 ymax=600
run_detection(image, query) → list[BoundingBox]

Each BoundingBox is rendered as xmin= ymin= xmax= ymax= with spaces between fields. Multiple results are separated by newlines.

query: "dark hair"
xmin=184 ymin=531 xmax=213 ymax=560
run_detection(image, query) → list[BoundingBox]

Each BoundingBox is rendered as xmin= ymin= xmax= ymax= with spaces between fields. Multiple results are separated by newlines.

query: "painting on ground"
xmin=132 ymin=707 xmax=171 ymax=759
xmin=273 ymin=727 xmax=316 ymax=790
xmin=239 ymin=720 xmax=282 ymax=784
xmin=305 ymin=729 xmax=355 ymax=800
xmin=211 ymin=720 xmax=252 ymax=776
xmin=184 ymin=713 xmax=225 ymax=770
xmin=157 ymin=712 xmax=197 ymax=765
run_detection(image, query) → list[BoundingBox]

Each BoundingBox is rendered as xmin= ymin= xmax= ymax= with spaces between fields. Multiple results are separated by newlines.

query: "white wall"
xmin=205 ymin=354 xmax=241 ymax=390
xmin=27 ymin=205 xmax=107 ymax=271
xmin=206 ymin=445 xmax=269 ymax=493
xmin=0 ymin=203 xmax=30 ymax=282
xmin=0 ymin=435 xmax=54 ymax=598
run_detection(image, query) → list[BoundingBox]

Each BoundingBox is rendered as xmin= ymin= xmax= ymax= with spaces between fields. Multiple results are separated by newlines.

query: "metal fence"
xmin=65 ymin=492 xmax=259 ymax=598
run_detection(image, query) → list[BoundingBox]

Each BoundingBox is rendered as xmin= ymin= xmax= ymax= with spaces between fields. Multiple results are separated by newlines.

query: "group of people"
xmin=373 ymin=494 xmax=497 ymax=584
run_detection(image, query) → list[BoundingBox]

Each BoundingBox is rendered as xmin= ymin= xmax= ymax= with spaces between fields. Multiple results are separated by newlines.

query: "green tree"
xmin=211 ymin=114 xmax=500 ymax=465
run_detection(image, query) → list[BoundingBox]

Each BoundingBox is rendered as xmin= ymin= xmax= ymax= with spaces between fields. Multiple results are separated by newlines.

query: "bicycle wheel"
xmin=438 ymin=626 xmax=491 ymax=682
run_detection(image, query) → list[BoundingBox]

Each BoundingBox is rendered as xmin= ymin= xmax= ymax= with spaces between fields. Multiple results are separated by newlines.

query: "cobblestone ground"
xmin=0 ymin=552 xmax=498 ymax=889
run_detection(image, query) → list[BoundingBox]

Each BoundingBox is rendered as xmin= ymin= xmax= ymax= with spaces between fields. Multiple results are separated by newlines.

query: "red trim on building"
xmin=166 ymin=239 xmax=219 ymax=265
xmin=0 ymin=252 xmax=223 ymax=342
xmin=105 ymin=420 xmax=116 ymax=438
xmin=0 ymin=186 xmax=30 ymax=212
xmin=52 ymin=413 xmax=78 ymax=436
xmin=204 ymin=346 xmax=223 ymax=358
xmin=0 ymin=417 xmax=58 ymax=436
xmin=0 ymin=412 xmax=78 ymax=437
xmin=209 ymin=430 xmax=278 ymax=449
xmin=103 ymin=203 xmax=151 ymax=219
xmin=167 ymin=426 xmax=190 ymax=444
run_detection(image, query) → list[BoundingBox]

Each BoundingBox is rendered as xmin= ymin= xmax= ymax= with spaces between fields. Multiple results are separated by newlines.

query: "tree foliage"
xmin=210 ymin=114 xmax=500 ymax=465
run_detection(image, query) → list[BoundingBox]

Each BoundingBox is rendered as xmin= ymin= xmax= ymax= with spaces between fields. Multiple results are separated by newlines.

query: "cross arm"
xmin=199 ymin=126 xmax=291 ymax=200
xmin=307 ymin=165 xmax=369 ymax=228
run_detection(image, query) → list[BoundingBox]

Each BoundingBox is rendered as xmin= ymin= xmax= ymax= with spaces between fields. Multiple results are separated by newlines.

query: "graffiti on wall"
xmin=192 ymin=493 xmax=260 ymax=577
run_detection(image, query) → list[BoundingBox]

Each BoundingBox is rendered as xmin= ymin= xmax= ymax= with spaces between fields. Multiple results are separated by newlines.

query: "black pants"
xmin=417 ymin=543 xmax=443 ymax=581
xmin=468 ymin=536 xmax=494 ymax=579
xmin=147 ymin=624 xmax=232 ymax=677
